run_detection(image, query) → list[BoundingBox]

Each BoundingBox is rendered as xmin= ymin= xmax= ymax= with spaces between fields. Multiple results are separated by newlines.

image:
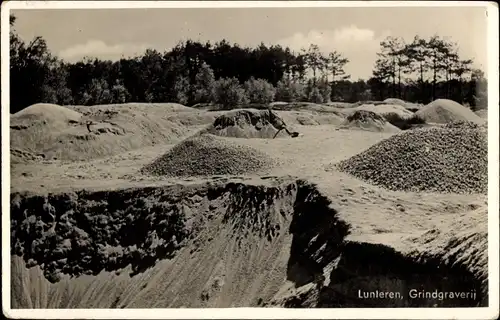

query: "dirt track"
xmin=9 ymin=104 xmax=488 ymax=308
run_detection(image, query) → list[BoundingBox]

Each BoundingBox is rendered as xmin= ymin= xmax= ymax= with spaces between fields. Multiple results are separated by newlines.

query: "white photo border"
xmin=2 ymin=1 xmax=498 ymax=319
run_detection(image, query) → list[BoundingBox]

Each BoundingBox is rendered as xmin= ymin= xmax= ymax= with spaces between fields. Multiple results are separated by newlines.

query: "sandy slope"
xmin=415 ymin=99 xmax=484 ymax=124
xmin=10 ymin=103 xmax=207 ymax=162
xmin=9 ymin=107 xmax=488 ymax=308
xmin=10 ymin=103 xmax=346 ymax=162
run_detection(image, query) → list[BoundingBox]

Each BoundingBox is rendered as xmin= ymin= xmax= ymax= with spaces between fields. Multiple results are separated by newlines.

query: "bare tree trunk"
xmin=331 ymin=73 xmax=336 ymax=101
xmin=398 ymin=67 xmax=401 ymax=98
xmin=458 ymin=76 xmax=463 ymax=103
xmin=392 ymin=58 xmax=396 ymax=97
xmin=445 ymin=64 xmax=450 ymax=99
xmin=419 ymin=62 xmax=424 ymax=102
xmin=432 ymin=56 xmax=437 ymax=101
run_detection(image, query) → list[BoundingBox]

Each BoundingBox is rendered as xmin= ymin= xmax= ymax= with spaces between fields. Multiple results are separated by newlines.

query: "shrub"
xmin=193 ymin=62 xmax=216 ymax=104
xmin=308 ymin=87 xmax=324 ymax=104
xmin=173 ymin=76 xmax=190 ymax=105
xmin=472 ymin=77 xmax=488 ymax=111
xmin=317 ymin=78 xmax=331 ymax=103
xmin=111 ymin=82 xmax=130 ymax=103
xmin=383 ymin=112 xmax=426 ymax=130
xmin=213 ymin=77 xmax=249 ymax=109
xmin=305 ymin=78 xmax=330 ymax=104
xmin=57 ymin=87 xmax=74 ymax=105
xmin=275 ymin=78 xmax=306 ymax=102
xmin=40 ymin=85 xmax=59 ymax=104
xmin=243 ymin=77 xmax=276 ymax=104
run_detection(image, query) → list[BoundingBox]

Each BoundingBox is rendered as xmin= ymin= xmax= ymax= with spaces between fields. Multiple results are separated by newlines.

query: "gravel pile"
xmin=444 ymin=120 xmax=482 ymax=130
xmin=336 ymin=126 xmax=487 ymax=193
xmin=141 ymin=134 xmax=274 ymax=177
xmin=340 ymin=110 xmax=401 ymax=132
xmin=415 ymin=99 xmax=484 ymax=124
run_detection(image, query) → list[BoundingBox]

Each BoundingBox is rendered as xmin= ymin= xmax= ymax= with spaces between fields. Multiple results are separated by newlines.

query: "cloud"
xmin=277 ymin=25 xmax=391 ymax=80
xmin=59 ymin=40 xmax=150 ymax=62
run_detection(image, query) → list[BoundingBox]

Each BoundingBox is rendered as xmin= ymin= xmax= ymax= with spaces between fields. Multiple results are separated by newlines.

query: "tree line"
xmin=8 ymin=14 xmax=487 ymax=114
xmin=370 ymin=35 xmax=487 ymax=107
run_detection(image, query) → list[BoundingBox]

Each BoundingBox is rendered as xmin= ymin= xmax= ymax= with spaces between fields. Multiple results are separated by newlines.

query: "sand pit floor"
xmin=10 ymin=124 xmax=486 ymax=246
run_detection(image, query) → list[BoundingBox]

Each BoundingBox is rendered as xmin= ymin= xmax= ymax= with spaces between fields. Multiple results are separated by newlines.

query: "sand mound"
xmin=10 ymin=103 xmax=83 ymax=135
xmin=282 ymin=110 xmax=344 ymax=126
xmin=203 ymin=109 xmax=294 ymax=139
xmin=260 ymin=102 xmax=346 ymax=115
xmin=336 ymin=126 xmax=487 ymax=193
xmin=415 ymin=99 xmax=484 ymax=124
xmin=340 ymin=110 xmax=401 ymax=133
xmin=11 ymin=179 xmax=485 ymax=308
xmin=383 ymin=98 xmax=424 ymax=111
xmin=326 ymin=101 xmax=355 ymax=108
xmin=351 ymin=100 xmax=387 ymax=107
xmin=68 ymin=102 xmax=194 ymax=113
xmin=164 ymin=111 xmax=221 ymax=126
xmin=10 ymin=103 xmax=202 ymax=162
xmin=230 ymin=104 xmax=346 ymax=124
xmin=12 ymin=103 xmax=83 ymax=123
xmin=353 ymin=103 xmax=414 ymax=119
xmin=383 ymin=98 xmax=406 ymax=106
xmin=269 ymin=101 xmax=289 ymax=106
xmin=404 ymin=103 xmax=425 ymax=111
xmin=141 ymin=134 xmax=274 ymax=177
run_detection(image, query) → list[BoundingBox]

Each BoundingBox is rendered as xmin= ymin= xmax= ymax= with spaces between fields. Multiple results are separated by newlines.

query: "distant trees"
xmin=370 ymin=35 xmax=481 ymax=106
xmin=301 ymin=44 xmax=349 ymax=103
xmin=9 ymin=14 xmax=486 ymax=113
xmin=10 ymin=25 xmax=72 ymax=110
xmin=373 ymin=36 xmax=406 ymax=98
xmin=328 ymin=51 xmax=350 ymax=101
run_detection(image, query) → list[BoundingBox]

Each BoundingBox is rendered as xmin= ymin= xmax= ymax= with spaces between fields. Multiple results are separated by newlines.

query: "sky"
xmin=11 ymin=6 xmax=488 ymax=80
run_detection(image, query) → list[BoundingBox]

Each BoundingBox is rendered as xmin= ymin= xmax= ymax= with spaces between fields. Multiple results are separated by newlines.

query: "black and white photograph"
xmin=2 ymin=1 xmax=499 ymax=319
